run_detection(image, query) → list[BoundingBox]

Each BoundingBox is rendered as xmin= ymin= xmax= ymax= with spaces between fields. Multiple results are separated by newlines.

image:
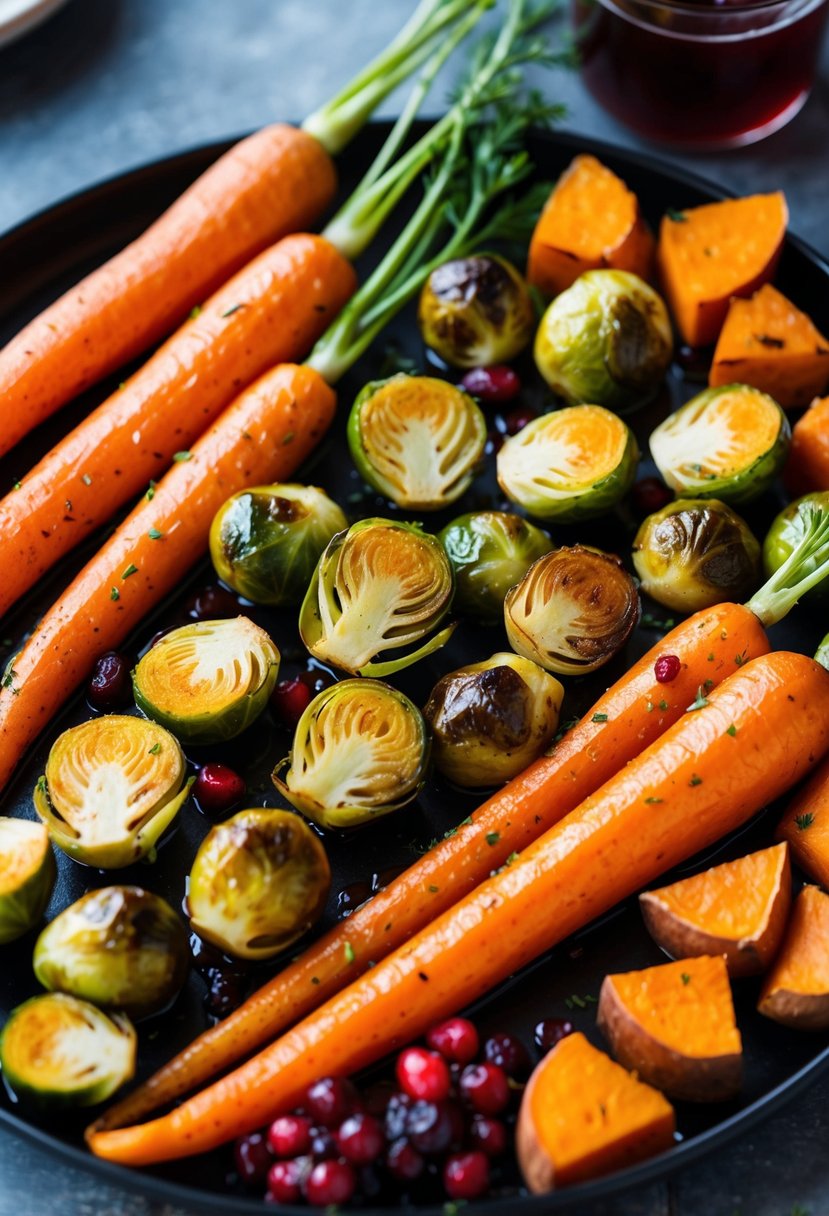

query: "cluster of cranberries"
xmin=234 ymin=1016 xmax=575 ymax=1207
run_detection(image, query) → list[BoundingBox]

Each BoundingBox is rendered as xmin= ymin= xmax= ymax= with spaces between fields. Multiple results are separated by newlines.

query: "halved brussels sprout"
xmin=418 ymin=253 xmax=536 ymax=369
xmin=505 ymin=545 xmax=641 ymax=675
xmin=33 ymin=887 xmax=189 ymax=1020
xmin=763 ymin=492 xmax=829 ymax=603
xmin=633 ymin=499 xmax=761 ymax=614
xmin=439 ymin=511 xmax=554 ymax=624
xmin=534 ymin=270 xmax=673 ymax=412
xmin=188 ymin=808 xmax=330 ymax=960
xmin=423 ymin=653 xmax=563 ymax=789
xmin=33 ymin=716 xmax=191 ymax=869
xmin=209 ymin=484 xmax=347 ymax=606
xmin=497 ymin=405 xmax=639 ymax=523
xmin=299 ymin=518 xmax=455 ymax=677
xmin=0 ymin=818 xmax=55 ymax=944
xmin=0 ymin=993 xmax=136 ymax=1109
xmin=649 ymin=384 xmax=790 ymax=504
xmin=133 ymin=616 xmax=280 ymax=744
xmin=274 ymin=679 xmax=429 ymax=829
xmin=347 ymin=375 xmax=486 ymax=511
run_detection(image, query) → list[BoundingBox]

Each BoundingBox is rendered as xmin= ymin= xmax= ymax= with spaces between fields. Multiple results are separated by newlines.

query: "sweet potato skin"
xmin=639 ymin=843 xmax=792 ymax=977
xmin=758 ymin=885 xmax=829 ymax=1030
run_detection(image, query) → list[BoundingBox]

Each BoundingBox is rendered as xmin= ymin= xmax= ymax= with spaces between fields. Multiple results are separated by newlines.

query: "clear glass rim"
xmin=585 ymin=0 xmax=828 ymax=41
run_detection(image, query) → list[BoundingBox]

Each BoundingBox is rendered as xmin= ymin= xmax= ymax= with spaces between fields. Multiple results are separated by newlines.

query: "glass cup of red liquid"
xmin=572 ymin=0 xmax=829 ymax=149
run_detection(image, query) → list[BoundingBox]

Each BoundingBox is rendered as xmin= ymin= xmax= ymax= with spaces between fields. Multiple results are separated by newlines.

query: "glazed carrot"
xmin=0 ymin=235 xmax=356 ymax=619
xmin=0 ymin=365 xmax=336 ymax=793
xmin=785 ymin=396 xmax=829 ymax=496
xmin=87 ymin=650 xmax=829 ymax=1165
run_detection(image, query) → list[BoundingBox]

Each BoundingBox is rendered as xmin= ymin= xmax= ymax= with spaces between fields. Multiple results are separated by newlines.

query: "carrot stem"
xmin=747 ymin=504 xmax=829 ymax=625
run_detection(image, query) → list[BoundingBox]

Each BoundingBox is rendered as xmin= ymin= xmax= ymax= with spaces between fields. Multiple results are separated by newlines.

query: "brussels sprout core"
xmin=0 ymin=993 xmax=136 ymax=1108
xmin=347 ymin=375 xmax=486 ymax=511
xmin=133 ymin=616 xmax=280 ymax=744
xmin=497 ymin=405 xmax=639 ymax=523
xmin=274 ymin=679 xmax=429 ymax=829
xmin=188 ymin=809 xmax=330 ymax=960
xmin=424 ymin=654 xmax=563 ymax=788
xmin=633 ymin=499 xmax=761 ymax=613
xmin=505 ymin=545 xmax=641 ymax=675
xmin=33 ymin=716 xmax=191 ymax=869
xmin=0 ymin=818 xmax=55 ymax=944
xmin=299 ymin=518 xmax=455 ymax=676
xmin=209 ymin=484 xmax=347 ymax=606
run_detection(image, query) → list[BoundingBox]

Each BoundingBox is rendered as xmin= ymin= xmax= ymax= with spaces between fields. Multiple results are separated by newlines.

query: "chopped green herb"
xmin=795 ymin=812 xmax=815 ymax=832
xmin=486 ymin=831 xmax=500 ymax=846
xmin=121 ymin=563 xmax=138 ymax=580
xmin=667 ymin=208 xmax=687 ymax=222
xmin=282 ymin=432 xmax=295 ymax=445
xmin=681 ymin=972 xmax=691 ymax=985
xmin=646 ymin=700 xmax=654 ymax=713
xmin=110 ymin=587 xmax=120 ymax=601
xmin=146 ymin=481 xmax=156 ymax=501
xmin=12 ymin=480 xmax=21 ymax=490
xmin=344 ymin=942 xmax=355 ymax=964
xmin=148 ymin=527 xmax=163 ymax=540
xmin=428 ymin=884 xmax=439 ymax=893
xmin=592 ymin=712 xmax=608 ymax=723
xmin=689 ymin=773 xmax=703 ymax=787
xmin=459 ymin=816 xmax=472 ymax=827
xmin=189 ymin=305 xmax=202 ymax=319
xmin=659 ymin=699 xmax=669 ymax=711
xmin=148 ymin=743 xmax=161 ymax=755
xmin=735 ymin=651 xmax=747 ymax=667
xmin=173 ymin=451 xmax=192 ymax=462
xmin=220 ymin=303 xmax=245 ymax=318
xmin=505 ymin=852 xmax=519 ymax=865
xmin=726 ymin=724 xmax=737 ymax=737
xmin=644 ymin=796 xmax=663 ymax=804
xmin=36 ymin=775 xmax=47 ymax=796
xmin=707 ymin=652 xmax=715 ymax=662
xmin=570 ymin=994 xmax=586 ymax=1009
xmin=703 ymin=678 xmax=714 ymax=690
xmin=686 ymin=686 xmax=709 ymax=712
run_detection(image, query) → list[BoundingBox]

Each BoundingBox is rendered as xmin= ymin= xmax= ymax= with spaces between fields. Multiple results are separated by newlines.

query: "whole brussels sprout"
xmin=33 ymin=887 xmax=189 ymax=1020
xmin=633 ymin=499 xmax=761 ymax=614
xmin=33 ymin=716 xmax=192 ymax=869
xmin=188 ymin=808 xmax=330 ymax=960
xmin=133 ymin=616 xmax=280 ymax=745
xmin=763 ymin=492 xmax=829 ymax=602
xmin=418 ymin=253 xmax=536 ymax=369
xmin=209 ymin=484 xmax=347 ymax=606
xmin=438 ymin=511 xmax=553 ymax=623
xmin=347 ymin=375 xmax=486 ymax=511
xmin=274 ymin=679 xmax=429 ymax=829
xmin=423 ymin=653 xmax=563 ymax=789
xmin=0 ymin=818 xmax=55 ymax=944
xmin=534 ymin=270 xmax=672 ymax=412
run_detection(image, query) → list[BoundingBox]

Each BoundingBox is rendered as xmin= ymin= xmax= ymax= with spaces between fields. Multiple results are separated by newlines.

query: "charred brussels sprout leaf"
xmin=505 ymin=545 xmax=641 ymax=676
xmin=497 ymin=405 xmax=639 ymax=523
xmin=188 ymin=808 xmax=330 ymax=961
xmin=133 ymin=616 xmax=280 ymax=744
xmin=347 ymin=375 xmax=486 ymax=511
xmin=763 ymin=491 xmax=829 ymax=603
xmin=418 ymin=253 xmax=536 ymax=369
xmin=633 ymin=499 xmax=761 ymax=613
xmin=33 ymin=887 xmax=189 ymax=1020
xmin=439 ymin=511 xmax=554 ymax=624
xmin=274 ymin=679 xmax=429 ymax=829
xmin=0 ymin=818 xmax=55 ymax=944
xmin=0 ymin=993 xmax=136 ymax=1109
xmin=534 ymin=270 xmax=672 ymax=412
xmin=33 ymin=716 xmax=191 ymax=869
xmin=209 ymin=484 xmax=347 ymax=606
xmin=299 ymin=518 xmax=455 ymax=676
xmin=423 ymin=653 xmax=563 ymax=789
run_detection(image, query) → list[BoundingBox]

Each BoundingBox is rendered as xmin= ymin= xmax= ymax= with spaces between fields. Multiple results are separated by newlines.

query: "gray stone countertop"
xmin=1 ymin=1 xmax=828 ymax=1213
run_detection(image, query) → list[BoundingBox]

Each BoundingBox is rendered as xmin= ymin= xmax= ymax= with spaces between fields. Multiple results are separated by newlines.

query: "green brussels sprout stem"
xmin=747 ymin=505 xmax=829 ymax=627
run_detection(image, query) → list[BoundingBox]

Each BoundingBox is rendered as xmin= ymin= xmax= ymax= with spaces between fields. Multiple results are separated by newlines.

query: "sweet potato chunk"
xmin=657 ymin=193 xmax=788 ymax=347
xmin=759 ymin=885 xmax=829 ymax=1030
xmin=710 ymin=285 xmax=829 ymax=408
xmin=785 ymin=395 xmax=829 ymax=496
xmin=597 ymin=956 xmax=742 ymax=1102
xmin=516 ymin=1032 xmax=675 ymax=1192
xmin=527 ymin=155 xmax=655 ymax=297
xmin=639 ymin=843 xmax=791 ymax=977
xmin=777 ymin=753 xmax=829 ymax=886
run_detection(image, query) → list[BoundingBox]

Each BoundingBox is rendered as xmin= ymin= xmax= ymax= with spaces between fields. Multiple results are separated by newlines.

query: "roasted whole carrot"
xmin=0 ymin=365 xmax=335 ymax=793
xmin=87 ymin=649 xmax=829 ymax=1165
xmin=0 ymin=235 xmax=355 ymax=619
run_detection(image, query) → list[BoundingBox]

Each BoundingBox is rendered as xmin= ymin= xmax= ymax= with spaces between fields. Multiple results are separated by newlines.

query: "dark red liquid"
xmin=573 ymin=0 xmax=829 ymax=146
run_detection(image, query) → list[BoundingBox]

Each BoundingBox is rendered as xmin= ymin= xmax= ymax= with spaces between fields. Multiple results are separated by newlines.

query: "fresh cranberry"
xmin=483 ymin=1032 xmax=532 ymax=1080
xmin=309 ymin=1125 xmax=338 ymax=1160
xmin=386 ymin=1137 xmax=425 ymax=1182
xmin=534 ymin=1017 xmax=575 ymax=1052
xmin=502 ymin=405 xmax=538 ymax=436
xmin=384 ymin=1092 xmax=412 ymax=1141
xmin=267 ymin=1114 xmax=313 ymax=1158
xmin=193 ymin=763 xmax=245 ymax=817
xmin=459 ymin=1063 xmax=510 ymax=1115
xmin=234 ymin=1132 xmax=272 ymax=1184
xmin=303 ymin=1159 xmax=357 ymax=1207
xmin=654 ymin=654 xmax=682 ymax=683
xmin=443 ymin=1150 xmax=490 ymax=1201
xmin=271 ymin=675 xmax=313 ymax=729
xmin=186 ymin=584 xmax=240 ymax=620
xmin=405 ymin=1099 xmax=463 ymax=1155
xmin=631 ymin=476 xmax=673 ymax=517
xmin=396 ymin=1047 xmax=451 ymax=1102
xmin=266 ymin=1157 xmax=308 ymax=1203
xmin=469 ymin=1115 xmax=508 ymax=1158
xmin=305 ymin=1077 xmax=358 ymax=1128
xmin=461 ymin=365 xmax=522 ymax=404
xmin=204 ymin=967 xmax=247 ymax=1018
xmin=426 ymin=1017 xmax=479 ymax=1065
xmin=87 ymin=651 xmax=132 ymax=711
xmin=300 ymin=665 xmax=337 ymax=696
xmin=336 ymin=1113 xmax=385 ymax=1165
